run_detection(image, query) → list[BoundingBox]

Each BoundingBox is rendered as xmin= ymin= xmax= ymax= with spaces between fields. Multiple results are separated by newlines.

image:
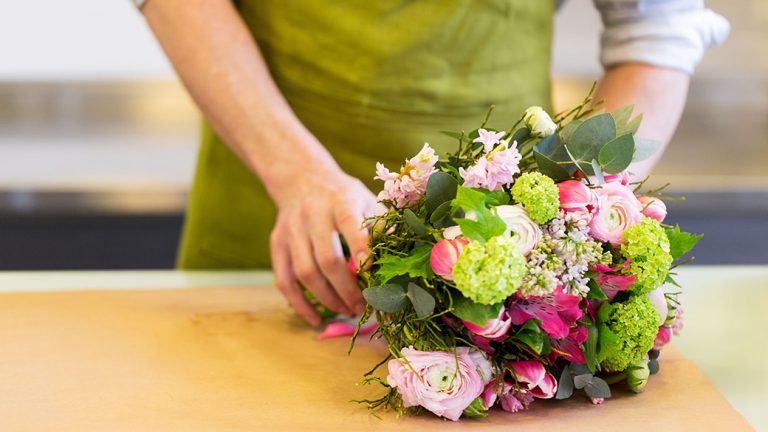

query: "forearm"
xmin=142 ymin=0 xmax=339 ymax=199
xmin=594 ymin=63 xmax=690 ymax=179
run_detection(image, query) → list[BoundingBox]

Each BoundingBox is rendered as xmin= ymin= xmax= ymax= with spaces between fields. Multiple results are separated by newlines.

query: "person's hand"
xmin=269 ymin=165 xmax=380 ymax=326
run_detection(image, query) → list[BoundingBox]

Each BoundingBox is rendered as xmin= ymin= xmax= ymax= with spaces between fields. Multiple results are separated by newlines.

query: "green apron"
xmin=177 ymin=0 xmax=555 ymax=269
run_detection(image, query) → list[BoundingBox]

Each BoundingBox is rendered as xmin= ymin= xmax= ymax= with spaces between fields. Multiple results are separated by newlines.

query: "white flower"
xmin=494 ymin=204 xmax=542 ymax=256
xmin=524 ymin=106 xmax=557 ymax=137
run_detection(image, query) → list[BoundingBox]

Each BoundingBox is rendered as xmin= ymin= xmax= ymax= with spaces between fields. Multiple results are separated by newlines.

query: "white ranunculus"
xmin=494 ymin=204 xmax=541 ymax=256
xmin=646 ymin=286 xmax=668 ymax=325
xmin=523 ymin=106 xmax=557 ymax=137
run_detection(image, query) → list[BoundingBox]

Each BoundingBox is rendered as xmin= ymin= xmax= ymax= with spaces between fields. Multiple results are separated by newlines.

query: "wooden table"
xmin=0 ymin=267 xmax=762 ymax=431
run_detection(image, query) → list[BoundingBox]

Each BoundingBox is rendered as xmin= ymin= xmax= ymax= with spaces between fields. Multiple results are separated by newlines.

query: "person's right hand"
xmin=269 ymin=164 xmax=381 ymax=326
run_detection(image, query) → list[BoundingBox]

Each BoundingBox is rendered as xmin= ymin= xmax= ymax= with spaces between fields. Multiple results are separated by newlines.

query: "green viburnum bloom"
xmin=621 ymin=218 xmax=673 ymax=295
xmin=452 ymin=235 xmax=525 ymax=305
xmin=510 ymin=172 xmax=559 ymax=224
xmin=601 ymin=295 xmax=660 ymax=372
xmin=626 ymin=358 xmax=651 ymax=393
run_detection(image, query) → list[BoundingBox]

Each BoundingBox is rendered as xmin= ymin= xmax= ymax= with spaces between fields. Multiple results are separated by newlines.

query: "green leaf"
xmin=452 ymin=292 xmax=502 ymax=326
xmin=587 ymin=279 xmax=608 ymax=300
xmin=555 ymin=368 xmax=575 ymax=400
xmin=403 ymin=209 xmax=427 ymax=235
xmin=598 ymin=134 xmax=635 ymax=174
xmin=481 ymin=190 xmax=511 ymax=206
xmin=649 ymin=359 xmax=660 ymax=375
xmin=425 ymin=172 xmax=459 ymax=214
xmin=568 ymin=113 xmax=617 ymax=163
xmin=664 ymin=274 xmax=681 ymax=288
xmin=611 ymin=105 xmax=634 ymax=131
xmin=514 ymin=320 xmax=546 ymax=355
xmin=463 ymin=397 xmax=488 ymax=418
xmin=429 ymin=201 xmax=453 ymax=224
xmin=376 ymin=245 xmax=434 ymax=283
xmin=573 ymin=373 xmax=593 ymax=390
xmin=439 ymin=130 xmax=469 ymax=143
xmin=597 ymin=325 xmax=620 ymax=362
xmin=362 ymin=284 xmax=407 ymax=313
xmin=534 ymin=150 xmax=572 ymax=182
xmin=406 ymin=283 xmax=436 ymax=318
xmin=510 ymin=127 xmax=531 ymax=144
xmin=596 ymin=302 xmax=614 ymax=325
xmin=632 ymin=138 xmax=661 ymax=162
xmin=451 ymin=186 xmax=506 ymax=242
xmin=585 ymin=322 xmax=599 ymax=374
xmin=665 ymin=225 xmax=703 ymax=260
xmin=535 ymin=133 xmax=571 ymax=164
xmin=584 ymin=377 xmax=612 ymax=399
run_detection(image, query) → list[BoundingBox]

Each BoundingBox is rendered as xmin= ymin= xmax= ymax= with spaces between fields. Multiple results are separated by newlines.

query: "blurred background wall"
xmin=0 ymin=0 xmax=765 ymax=269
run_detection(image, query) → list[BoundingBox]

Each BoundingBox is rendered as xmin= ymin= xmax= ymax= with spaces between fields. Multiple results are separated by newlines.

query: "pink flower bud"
xmin=557 ymin=180 xmax=596 ymax=213
xmin=637 ymin=196 xmax=667 ymax=222
xmin=430 ymin=238 xmax=469 ymax=281
xmin=508 ymin=360 xmax=558 ymax=399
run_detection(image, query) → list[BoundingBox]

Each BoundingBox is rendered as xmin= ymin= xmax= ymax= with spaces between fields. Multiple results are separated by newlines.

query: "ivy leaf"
xmin=376 ymin=245 xmax=434 ymax=283
xmin=568 ymin=113 xmax=616 ymax=163
xmin=514 ymin=320 xmax=546 ymax=355
xmin=406 ymin=283 xmax=436 ymax=318
xmin=452 ymin=292 xmax=502 ymax=326
xmin=555 ymin=368 xmax=575 ymax=400
xmin=598 ymin=134 xmax=635 ymax=174
xmin=362 ymin=284 xmax=407 ymax=313
xmin=665 ymin=225 xmax=703 ymax=260
xmin=425 ymin=172 xmax=459 ymax=214
xmin=403 ymin=209 xmax=427 ymax=235
xmin=584 ymin=377 xmax=612 ymax=399
xmin=451 ymin=186 xmax=506 ymax=242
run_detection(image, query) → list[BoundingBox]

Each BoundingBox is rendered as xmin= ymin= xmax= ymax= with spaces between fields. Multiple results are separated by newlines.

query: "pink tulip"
xmin=557 ymin=180 xmax=597 ymax=214
xmin=480 ymin=382 xmax=498 ymax=409
xmin=430 ymin=238 xmax=469 ymax=281
xmin=588 ymin=182 xmax=643 ymax=245
xmin=462 ymin=305 xmax=513 ymax=340
xmin=637 ymin=195 xmax=667 ymax=222
xmin=508 ymin=360 xmax=558 ymax=399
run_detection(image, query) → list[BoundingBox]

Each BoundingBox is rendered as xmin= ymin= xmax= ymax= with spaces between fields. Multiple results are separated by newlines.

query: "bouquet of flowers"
xmin=349 ymin=87 xmax=701 ymax=421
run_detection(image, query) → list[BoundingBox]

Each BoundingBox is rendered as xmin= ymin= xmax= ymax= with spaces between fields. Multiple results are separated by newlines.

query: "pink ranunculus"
xmin=386 ymin=347 xmax=492 ymax=421
xmin=508 ymin=360 xmax=558 ymax=399
xmin=637 ymin=195 xmax=668 ymax=222
xmin=509 ymin=287 xmax=583 ymax=339
xmin=463 ymin=305 xmax=513 ymax=341
xmin=653 ymin=325 xmax=672 ymax=351
xmin=550 ymin=325 xmax=588 ymax=364
xmin=588 ymin=182 xmax=643 ymax=245
xmin=430 ymin=238 xmax=469 ymax=282
xmin=557 ymin=180 xmax=597 ymax=213
xmin=672 ymin=306 xmax=685 ymax=336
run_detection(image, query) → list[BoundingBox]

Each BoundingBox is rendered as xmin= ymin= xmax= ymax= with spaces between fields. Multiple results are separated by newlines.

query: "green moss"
xmin=510 ymin=172 xmax=559 ymax=224
xmin=453 ymin=236 xmax=525 ymax=305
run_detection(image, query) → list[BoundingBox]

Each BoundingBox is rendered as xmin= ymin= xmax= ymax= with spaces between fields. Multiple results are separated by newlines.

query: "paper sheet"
xmin=0 ymin=286 xmax=753 ymax=431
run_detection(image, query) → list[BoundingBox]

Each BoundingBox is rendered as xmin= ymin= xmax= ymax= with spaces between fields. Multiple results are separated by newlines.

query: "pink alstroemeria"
xmin=508 ymin=360 xmax=558 ymax=399
xmin=550 ymin=325 xmax=588 ymax=364
xmin=509 ymin=287 xmax=583 ymax=339
xmin=430 ymin=238 xmax=469 ymax=282
xmin=463 ymin=305 xmax=513 ymax=341
xmin=374 ymin=143 xmax=438 ymax=208
xmin=500 ymin=384 xmax=533 ymax=413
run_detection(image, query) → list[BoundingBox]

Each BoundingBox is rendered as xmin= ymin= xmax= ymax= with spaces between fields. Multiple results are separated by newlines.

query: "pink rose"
xmin=653 ymin=325 xmax=672 ymax=351
xmin=588 ymin=182 xmax=643 ymax=245
xmin=462 ymin=305 xmax=513 ymax=340
xmin=429 ymin=238 xmax=469 ymax=282
xmin=386 ymin=347 xmax=493 ymax=421
xmin=637 ymin=195 xmax=667 ymax=222
xmin=557 ymin=180 xmax=597 ymax=213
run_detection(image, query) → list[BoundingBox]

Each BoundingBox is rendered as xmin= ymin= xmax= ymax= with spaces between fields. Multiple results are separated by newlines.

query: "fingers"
xmin=310 ymin=221 xmax=365 ymax=315
xmin=335 ymin=205 xmax=371 ymax=272
xmin=270 ymin=238 xmax=321 ymax=327
xmin=287 ymin=225 xmax=352 ymax=316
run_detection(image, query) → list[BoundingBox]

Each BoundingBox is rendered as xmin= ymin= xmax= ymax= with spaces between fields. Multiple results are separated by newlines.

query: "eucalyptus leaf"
xmin=598 ymin=134 xmax=635 ymax=173
xmin=425 ymin=172 xmax=459 ymax=214
xmin=406 ymin=283 xmax=436 ymax=318
xmin=611 ymin=105 xmax=634 ymax=131
xmin=534 ymin=150 xmax=572 ymax=181
xmin=403 ymin=209 xmax=427 ymax=235
xmin=591 ymin=159 xmax=605 ymax=184
xmin=559 ymin=119 xmax=583 ymax=143
xmin=362 ymin=284 xmax=407 ymax=313
xmin=584 ymin=377 xmax=612 ymax=399
xmin=574 ymin=373 xmax=593 ymax=390
xmin=429 ymin=201 xmax=453 ymax=224
xmin=568 ymin=113 xmax=616 ymax=163
xmin=649 ymin=359 xmax=660 ymax=375
xmin=632 ymin=138 xmax=661 ymax=162
xmin=556 ymin=368 xmax=575 ymax=400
